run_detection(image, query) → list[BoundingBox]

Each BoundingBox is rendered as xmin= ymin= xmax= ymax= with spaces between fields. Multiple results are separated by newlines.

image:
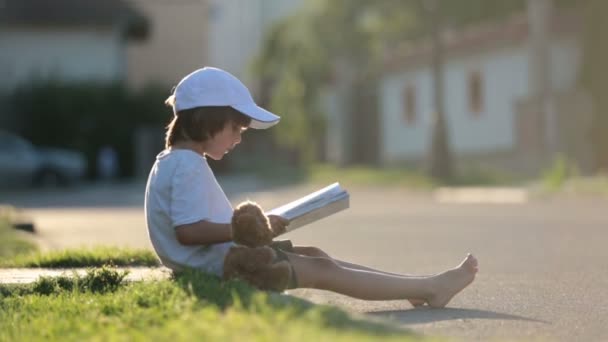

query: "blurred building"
xmin=0 ymin=0 xmax=147 ymax=91
xmin=206 ymin=0 xmax=303 ymax=92
xmin=124 ymin=0 xmax=212 ymax=177
xmin=0 ymin=0 xmax=148 ymax=128
xmin=125 ymin=0 xmax=210 ymax=90
xmin=328 ymin=9 xmax=591 ymax=174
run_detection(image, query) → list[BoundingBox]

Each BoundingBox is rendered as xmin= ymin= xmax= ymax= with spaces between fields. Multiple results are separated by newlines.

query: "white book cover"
xmin=266 ymin=182 xmax=350 ymax=232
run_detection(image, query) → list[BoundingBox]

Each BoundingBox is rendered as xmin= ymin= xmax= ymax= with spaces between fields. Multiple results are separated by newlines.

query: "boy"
xmin=145 ymin=67 xmax=478 ymax=307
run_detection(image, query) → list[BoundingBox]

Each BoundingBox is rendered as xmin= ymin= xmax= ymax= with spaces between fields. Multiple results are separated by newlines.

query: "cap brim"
xmin=232 ymin=103 xmax=280 ymax=129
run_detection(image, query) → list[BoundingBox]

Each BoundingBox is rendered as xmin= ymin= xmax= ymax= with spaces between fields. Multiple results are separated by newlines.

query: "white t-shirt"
xmin=144 ymin=149 xmax=234 ymax=276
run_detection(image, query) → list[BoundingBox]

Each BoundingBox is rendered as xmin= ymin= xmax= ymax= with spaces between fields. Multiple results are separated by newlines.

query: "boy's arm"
xmin=174 ymin=220 xmax=232 ymax=246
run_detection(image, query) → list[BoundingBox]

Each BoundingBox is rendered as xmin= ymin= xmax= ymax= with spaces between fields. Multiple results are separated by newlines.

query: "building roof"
xmin=0 ymin=0 xmax=149 ymax=40
xmin=384 ymin=9 xmax=581 ymax=72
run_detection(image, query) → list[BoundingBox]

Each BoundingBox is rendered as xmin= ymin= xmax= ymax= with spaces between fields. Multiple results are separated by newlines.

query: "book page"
xmin=266 ymin=183 xmax=350 ymax=232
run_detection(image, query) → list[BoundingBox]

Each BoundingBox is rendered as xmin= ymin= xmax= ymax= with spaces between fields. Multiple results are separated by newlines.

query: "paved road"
xmin=2 ymin=180 xmax=607 ymax=341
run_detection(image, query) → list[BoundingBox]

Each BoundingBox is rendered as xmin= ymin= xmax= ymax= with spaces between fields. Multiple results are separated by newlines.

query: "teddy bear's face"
xmin=234 ymin=202 xmax=267 ymax=226
xmin=232 ymin=201 xmax=273 ymax=247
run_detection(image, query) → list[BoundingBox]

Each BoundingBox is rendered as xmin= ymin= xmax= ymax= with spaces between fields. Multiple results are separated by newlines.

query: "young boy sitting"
xmin=144 ymin=67 xmax=478 ymax=307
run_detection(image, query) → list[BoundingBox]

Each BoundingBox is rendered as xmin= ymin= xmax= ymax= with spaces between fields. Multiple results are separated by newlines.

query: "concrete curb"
xmin=0 ymin=267 xmax=173 ymax=285
xmin=433 ymin=187 xmax=529 ymax=204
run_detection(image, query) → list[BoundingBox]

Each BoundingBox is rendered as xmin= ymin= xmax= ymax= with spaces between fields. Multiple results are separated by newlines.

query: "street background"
xmin=2 ymin=1 xmax=608 ymax=340
xmin=2 ymin=180 xmax=606 ymax=341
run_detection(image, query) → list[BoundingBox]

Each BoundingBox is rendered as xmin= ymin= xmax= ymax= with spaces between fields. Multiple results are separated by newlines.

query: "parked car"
xmin=0 ymin=130 xmax=86 ymax=188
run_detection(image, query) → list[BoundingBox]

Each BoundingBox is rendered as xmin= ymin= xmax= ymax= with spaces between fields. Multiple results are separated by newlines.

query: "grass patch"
xmin=534 ymin=155 xmax=608 ymax=197
xmin=540 ymin=155 xmax=578 ymax=191
xmin=0 ymin=268 xmax=425 ymax=341
xmin=450 ymin=165 xmax=523 ymax=187
xmin=0 ymin=246 xmax=160 ymax=268
xmin=308 ymin=164 xmax=436 ymax=189
xmin=250 ymin=162 xmax=520 ymax=189
xmin=0 ymin=266 xmax=130 ymax=297
xmin=559 ymin=174 xmax=608 ymax=196
xmin=0 ymin=206 xmax=38 ymax=259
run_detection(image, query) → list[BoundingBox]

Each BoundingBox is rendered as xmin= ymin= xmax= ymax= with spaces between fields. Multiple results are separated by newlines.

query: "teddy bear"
xmin=230 ymin=200 xmax=276 ymax=248
xmin=222 ymin=201 xmax=292 ymax=291
xmin=222 ymin=245 xmax=291 ymax=291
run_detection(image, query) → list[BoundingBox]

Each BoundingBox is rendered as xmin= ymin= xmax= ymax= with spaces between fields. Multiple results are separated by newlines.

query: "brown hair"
xmin=164 ymin=101 xmax=251 ymax=148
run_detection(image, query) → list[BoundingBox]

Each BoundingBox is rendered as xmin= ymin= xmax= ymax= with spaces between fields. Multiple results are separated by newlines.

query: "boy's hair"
xmin=165 ymin=97 xmax=251 ymax=148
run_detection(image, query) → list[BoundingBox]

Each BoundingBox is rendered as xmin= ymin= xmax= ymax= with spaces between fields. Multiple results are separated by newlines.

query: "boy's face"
xmin=204 ymin=123 xmax=247 ymax=160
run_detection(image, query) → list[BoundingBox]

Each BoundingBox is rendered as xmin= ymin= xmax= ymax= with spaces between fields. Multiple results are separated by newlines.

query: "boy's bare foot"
xmin=408 ymin=298 xmax=426 ymax=307
xmin=427 ymin=254 xmax=478 ymax=308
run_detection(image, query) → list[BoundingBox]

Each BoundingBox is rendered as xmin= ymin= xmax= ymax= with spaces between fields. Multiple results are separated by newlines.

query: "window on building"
xmin=403 ymin=84 xmax=416 ymax=124
xmin=468 ymin=70 xmax=483 ymax=116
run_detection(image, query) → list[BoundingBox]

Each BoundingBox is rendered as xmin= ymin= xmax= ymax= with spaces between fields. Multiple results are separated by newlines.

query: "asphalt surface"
xmin=2 ymin=179 xmax=607 ymax=341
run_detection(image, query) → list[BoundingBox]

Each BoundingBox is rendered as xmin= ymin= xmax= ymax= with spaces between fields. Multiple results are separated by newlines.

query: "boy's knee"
xmin=309 ymin=256 xmax=338 ymax=272
xmin=296 ymin=246 xmax=329 ymax=258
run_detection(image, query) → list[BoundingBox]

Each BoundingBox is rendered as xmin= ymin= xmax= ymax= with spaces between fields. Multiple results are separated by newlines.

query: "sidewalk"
xmin=0 ymin=267 xmax=172 ymax=285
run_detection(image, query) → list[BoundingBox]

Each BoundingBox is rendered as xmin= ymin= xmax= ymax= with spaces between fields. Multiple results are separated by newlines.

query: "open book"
xmin=266 ymin=183 xmax=350 ymax=233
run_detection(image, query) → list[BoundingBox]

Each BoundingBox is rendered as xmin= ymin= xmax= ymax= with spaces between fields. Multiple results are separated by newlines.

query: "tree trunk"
xmin=427 ymin=1 xmax=453 ymax=181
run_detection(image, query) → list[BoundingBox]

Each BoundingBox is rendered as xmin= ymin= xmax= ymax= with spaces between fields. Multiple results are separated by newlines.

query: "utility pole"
xmin=425 ymin=0 xmax=453 ymax=181
xmin=527 ymin=0 xmax=556 ymax=153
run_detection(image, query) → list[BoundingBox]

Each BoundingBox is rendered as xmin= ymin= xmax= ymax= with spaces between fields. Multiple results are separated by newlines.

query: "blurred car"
xmin=0 ymin=130 xmax=86 ymax=188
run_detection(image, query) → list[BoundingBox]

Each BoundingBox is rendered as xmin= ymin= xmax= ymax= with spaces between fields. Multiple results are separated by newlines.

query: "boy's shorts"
xmin=269 ymin=240 xmax=298 ymax=289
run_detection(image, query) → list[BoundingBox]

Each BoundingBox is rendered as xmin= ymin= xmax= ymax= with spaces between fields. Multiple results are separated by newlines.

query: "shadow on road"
xmin=367 ymin=307 xmax=549 ymax=325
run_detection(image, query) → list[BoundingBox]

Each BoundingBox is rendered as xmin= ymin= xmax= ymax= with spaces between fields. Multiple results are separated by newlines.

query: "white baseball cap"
xmin=171 ymin=67 xmax=280 ymax=129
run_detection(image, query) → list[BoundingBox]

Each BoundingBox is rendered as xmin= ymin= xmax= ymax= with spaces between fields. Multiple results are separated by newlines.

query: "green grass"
xmin=545 ymin=174 xmax=608 ymax=196
xmin=0 ymin=246 xmax=161 ymax=268
xmin=536 ymin=156 xmax=608 ymax=196
xmin=540 ymin=155 xmax=576 ymax=191
xmin=0 ymin=206 xmax=38 ymax=259
xmin=249 ymin=162 xmax=524 ymax=189
xmin=0 ymin=268 xmax=426 ymax=341
xmin=308 ymin=164 xmax=436 ymax=189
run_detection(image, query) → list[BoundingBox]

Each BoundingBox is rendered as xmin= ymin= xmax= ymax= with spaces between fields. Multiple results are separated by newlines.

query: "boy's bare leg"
xmin=334 ymin=260 xmax=428 ymax=306
xmin=285 ymin=252 xmax=478 ymax=307
xmin=292 ymin=246 xmax=422 ymax=276
xmin=292 ymin=246 xmax=428 ymax=306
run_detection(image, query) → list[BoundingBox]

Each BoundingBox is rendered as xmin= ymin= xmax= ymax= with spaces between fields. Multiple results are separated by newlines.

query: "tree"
xmin=421 ymin=0 xmax=452 ymax=180
xmin=252 ymin=0 xmax=547 ymax=175
xmin=581 ymin=0 xmax=608 ymax=171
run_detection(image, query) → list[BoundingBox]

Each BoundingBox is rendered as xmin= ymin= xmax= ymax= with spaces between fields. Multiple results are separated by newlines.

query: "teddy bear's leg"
xmin=223 ymin=246 xmax=292 ymax=291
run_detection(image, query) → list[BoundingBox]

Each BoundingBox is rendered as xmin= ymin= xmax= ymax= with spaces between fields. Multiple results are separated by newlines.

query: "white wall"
xmin=379 ymin=35 xmax=581 ymax=165
xmin=206 ymin=0 xmax=303 ymax=86
xmin=126 ymin=0 xmax=209 ymax=89
xmin=0 ymin=28 xmax=124 ymax=92
xmin=380 ymin=68 xmax=433 ymax=162
xmin=446 ymin=47 xmax=529 ymax=154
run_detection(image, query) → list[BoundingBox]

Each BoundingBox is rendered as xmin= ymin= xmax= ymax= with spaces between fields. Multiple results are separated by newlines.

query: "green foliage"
xmin=308 ymin=164 xmax=436 ymax=189
xmin=0 ymin=207 xmax=38 ymax=259
xmin=451 ymin=166 xmax=521 ymax=187
xmin=541 ymin=155 xmax=578 ymax=191
xmin=581 ymin=0 xmax=608 ymax=170
xmin=253 ymin=0 xmax=580 ymax=169
xmin=558 ymin=174 xmax=608 ymax=196
xmin=1 ymin=246 xmax=160 ymax=268
xmin=9 ymin=80 xmax=172 ymax=178
xmin=78 ymin=266 xmax=129 ymax=293
xmin=1 ymin=266 xmax=129 ymax=298
xmin=252 ymin=15 xmax=331 ymax=165
xmin=0 ymin=269 xmax=422 ymax=341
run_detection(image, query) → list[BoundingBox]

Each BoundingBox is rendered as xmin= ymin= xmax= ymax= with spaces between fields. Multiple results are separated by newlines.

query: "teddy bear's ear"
xmin=236 ymin=201 xmax=262 ymax=211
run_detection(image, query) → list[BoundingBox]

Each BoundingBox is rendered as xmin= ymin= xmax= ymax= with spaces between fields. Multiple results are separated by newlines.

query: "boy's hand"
xmin=268 ymin=215 xmax=289 ymax=237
